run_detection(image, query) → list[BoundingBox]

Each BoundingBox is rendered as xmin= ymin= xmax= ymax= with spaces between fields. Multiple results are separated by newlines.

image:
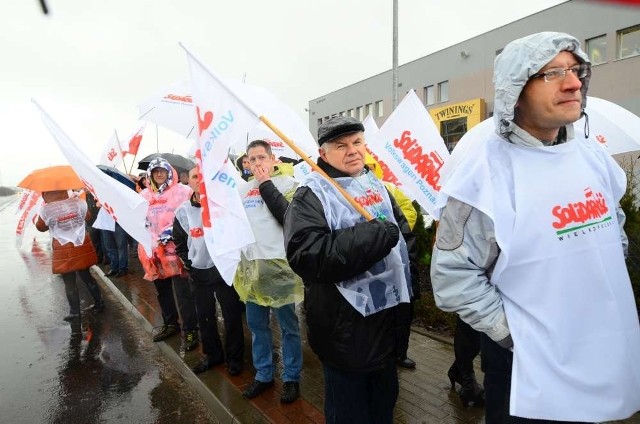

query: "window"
xmin=365 ymin=103 xmax=373 ymax=117
xmin=347 ymin=109 xmax=354 ymax=117
xmin=356 ymin=106 xmax=363 ymax=120
xmin=424 ymin=85 xmax=435 ymax=106
xmin=618 ymin=25 xmax=640 ymax=59
xmin=375 ymin=100 xmax=384 ymax=117
xmin=339 ymin=111 xmax=345 ymax=116
xmin=317 ymin=118 xmax=323 ymax=127
xmin=586 ymin=34 xmax=607 ymax=64
xmin=438 ymin=81 xmax=449 ymax=103
xmin=441 ymin=117 xmax=467 ymax=152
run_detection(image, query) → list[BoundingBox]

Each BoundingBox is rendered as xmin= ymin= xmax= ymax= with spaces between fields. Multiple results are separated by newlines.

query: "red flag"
xmin=124 ymin=125 xmax=146 ymax=155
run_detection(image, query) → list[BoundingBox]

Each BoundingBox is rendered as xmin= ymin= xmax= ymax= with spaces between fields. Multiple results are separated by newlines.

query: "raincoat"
xmin=233 ymin=166 xmax=303 ymax=307
xmin=36 ymin=196 xmax=98 ymax=274
xmin=431 ymin=32 xmax=640 ymax=421
xmin=137 ymin=158 xmax=192 ymax=281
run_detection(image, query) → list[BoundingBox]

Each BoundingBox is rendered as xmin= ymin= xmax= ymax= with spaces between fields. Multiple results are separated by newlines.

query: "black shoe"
xmin=449 ymin=363 xmax=484 ymax=407
xmin=105 ymin=269 xmax=117 ymax=277
xmin=152 ymin=324 xmax=178 ymax=342
xmin=459 ymin=373 xmax=485 ymax=408
xmin=227 ymin=361 xmax=243 ymax=376
xmin=115 ymin=269 xmax=128 ymax=277
xmin=192 ymin=355 xmax=223 ymax=374
xmin=91 ymin=301 xmax=105 ymax=313
xmin=397 ymin=356 xmax=416 ymax=369
xmin=181 ymin=330 xmax=199 ymax=351
xmin=63 ymin=313 xmax=80 ymax=322
xmin=242 ymin=379 xmax=274 ymax=399
xmin=280 ymin=381 xmax=300 ymax=404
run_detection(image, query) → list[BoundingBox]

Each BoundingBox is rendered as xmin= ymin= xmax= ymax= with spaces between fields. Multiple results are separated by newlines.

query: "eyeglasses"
xmin=529 ymin=63 xmax=591 ymax=82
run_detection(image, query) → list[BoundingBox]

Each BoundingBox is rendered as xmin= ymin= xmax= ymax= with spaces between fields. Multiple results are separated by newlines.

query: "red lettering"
xmin=394 ymin=130 xmax=443 ymax=190
xmin=197 ymin=106 xmax=214 ymax=137
xmin=164 ymin=94 xmax=193 ymax=103
xmin=551 ymin=190 xmax=609 ymax=229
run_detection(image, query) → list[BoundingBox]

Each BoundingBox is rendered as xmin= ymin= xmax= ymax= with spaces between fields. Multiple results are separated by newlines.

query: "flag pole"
xmin=259 ymin=115 xmax=373 ymax=221
xmin=179 ymin=42 xmax=373 ymax=221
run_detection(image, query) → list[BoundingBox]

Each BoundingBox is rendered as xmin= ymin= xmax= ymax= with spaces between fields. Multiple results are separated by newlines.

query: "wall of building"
xmin=307 ymin=0 xmax=640 ymax=141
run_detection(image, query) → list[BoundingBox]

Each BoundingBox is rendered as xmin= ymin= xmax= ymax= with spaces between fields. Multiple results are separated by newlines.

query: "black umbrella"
xmin=97 ymin=165 xmax=136 ymax=190
xmin=137 ymin=153 xmax=195 ymax=175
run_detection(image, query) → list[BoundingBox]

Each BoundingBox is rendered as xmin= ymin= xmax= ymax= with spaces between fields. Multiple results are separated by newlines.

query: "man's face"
xmin=247 ymin=145 xmax=275 ymax=175
xmin=188 ymin=167 xmax=200 ymax=194
xmin=242 ymin=157 xmax=251 ymax=170
xmin=179 ymin=171 xmax=189 ymax=184
xmin=515 ymin=51 xmax=584 ymax=141
xmin=151 ymin=168 xmax=168 ymax=185
xmin=319 ymin=132 xmax=367 ymax=176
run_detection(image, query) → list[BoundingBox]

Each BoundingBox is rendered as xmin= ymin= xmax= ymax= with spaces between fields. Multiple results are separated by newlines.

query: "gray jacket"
xmin=430 ymin=32 xmax=628 ymax=348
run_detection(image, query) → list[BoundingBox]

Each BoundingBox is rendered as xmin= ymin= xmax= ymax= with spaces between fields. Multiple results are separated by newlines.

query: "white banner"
xmin=183 ymin=45 xmax=257 ymax=285
xmin=98 ymin=130 xmax=124 ymax=168
xmin=92 ymin=207 xmax=116 ymax=231
xmin=15 ymin=189 xmax=43 ymax=248
xmin=367 ymin=90 xmax=449 ymax=216
xmin=32 ymin=100 xmax=152 ymax=255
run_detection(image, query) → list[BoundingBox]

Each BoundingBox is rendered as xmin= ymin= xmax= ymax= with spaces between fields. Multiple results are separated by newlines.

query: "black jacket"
xmin=173 ymin=193 xmax=199 ymax=271
xmin=283 ymin=158 xmax=419 ymax=372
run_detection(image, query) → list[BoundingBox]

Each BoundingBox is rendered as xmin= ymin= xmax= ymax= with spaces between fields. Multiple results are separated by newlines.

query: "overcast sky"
xmin=0 ymin=0 xmax=568 ymax=186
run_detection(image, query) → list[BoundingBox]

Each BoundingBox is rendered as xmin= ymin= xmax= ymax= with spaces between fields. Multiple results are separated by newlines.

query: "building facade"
xmin=307 ymin=0 xmax=640 ymax=151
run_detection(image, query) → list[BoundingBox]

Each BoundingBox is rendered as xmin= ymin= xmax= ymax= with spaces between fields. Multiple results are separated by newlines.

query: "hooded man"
xmin=431 ymin=32 xmax=640 ymax=422
xmin=138 ymin=157 xmax=199 ymax=353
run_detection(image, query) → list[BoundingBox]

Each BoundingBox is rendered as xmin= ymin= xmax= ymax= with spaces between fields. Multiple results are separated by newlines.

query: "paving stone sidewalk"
xmin=92 ymin=259 xmax=640 ymax=424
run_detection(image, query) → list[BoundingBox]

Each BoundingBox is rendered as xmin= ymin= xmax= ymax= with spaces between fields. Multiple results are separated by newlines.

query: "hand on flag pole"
xmin=181 ymin=43 xmax=374 ymax=284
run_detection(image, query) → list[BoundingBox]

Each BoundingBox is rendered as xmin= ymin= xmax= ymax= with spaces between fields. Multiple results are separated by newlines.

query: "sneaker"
xmin=105 ymin=269 xmax=117 ymax=277
xmin=115 ymin=269 xmax=128 ymax=277
xmin=152 ymin=324 xmax=178 ymax=342
xmin=242 ymin=379 xmax=274 ymax=399
xmin=280 ymin=381 xmax=300 ymax=404
xmin=181 ymin=330 xmax=199 ymax=352
xmin=192 ymin=355 xmax=223 ymax=374
xmin=63 ymin=313 xmax=80 ymax=322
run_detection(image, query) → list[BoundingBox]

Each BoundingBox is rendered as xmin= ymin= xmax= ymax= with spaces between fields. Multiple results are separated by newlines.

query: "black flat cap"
xmin=317 ymin=116 xmax=365 ymax=145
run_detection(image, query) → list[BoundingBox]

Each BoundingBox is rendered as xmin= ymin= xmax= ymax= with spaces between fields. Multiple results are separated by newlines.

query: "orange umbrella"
xmin=18 ymin=165 xmax=84 ymax=193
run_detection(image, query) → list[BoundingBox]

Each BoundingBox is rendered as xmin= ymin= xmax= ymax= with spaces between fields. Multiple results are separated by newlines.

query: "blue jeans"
xmin=322 ymin=357 xmax=398 ymax=424
xmin=245 ymin=302 xmax=302 ymax=382
xmin=101 ymin=224 xmax=128 ymax=272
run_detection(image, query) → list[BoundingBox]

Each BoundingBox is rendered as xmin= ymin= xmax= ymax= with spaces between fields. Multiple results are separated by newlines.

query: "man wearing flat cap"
xmin=283 ymin=116 xmax=419 ymax=423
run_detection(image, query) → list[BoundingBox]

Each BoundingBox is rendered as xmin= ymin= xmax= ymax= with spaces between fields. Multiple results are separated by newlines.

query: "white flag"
xmin=183 ymin=45 xmax=257 ymax=285
xmin=367 ymin=90 xmax=450 ymax=216
xmin=98 ymin=130 xmax=124 ymax=167
xmin=32 ymin=100 xmax=152 ymax=255
xmin=15 ymin=189 xmax=43 ymax=248
xmin=362 ymin=114 xmax=405 ymax=189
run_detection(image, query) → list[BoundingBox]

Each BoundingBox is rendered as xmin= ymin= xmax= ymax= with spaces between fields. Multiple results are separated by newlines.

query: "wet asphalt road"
xmin=0 ymin=195 xmax=218 ymax=423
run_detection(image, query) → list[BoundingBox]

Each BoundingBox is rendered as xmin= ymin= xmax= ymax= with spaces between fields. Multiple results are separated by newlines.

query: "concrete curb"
xmin=92 ymin=265 xmax=259 ymax=424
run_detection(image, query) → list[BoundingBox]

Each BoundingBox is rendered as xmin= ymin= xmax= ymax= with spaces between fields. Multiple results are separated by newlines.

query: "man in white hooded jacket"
xmin=431 ymin=32 xmax=640 ymax=423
